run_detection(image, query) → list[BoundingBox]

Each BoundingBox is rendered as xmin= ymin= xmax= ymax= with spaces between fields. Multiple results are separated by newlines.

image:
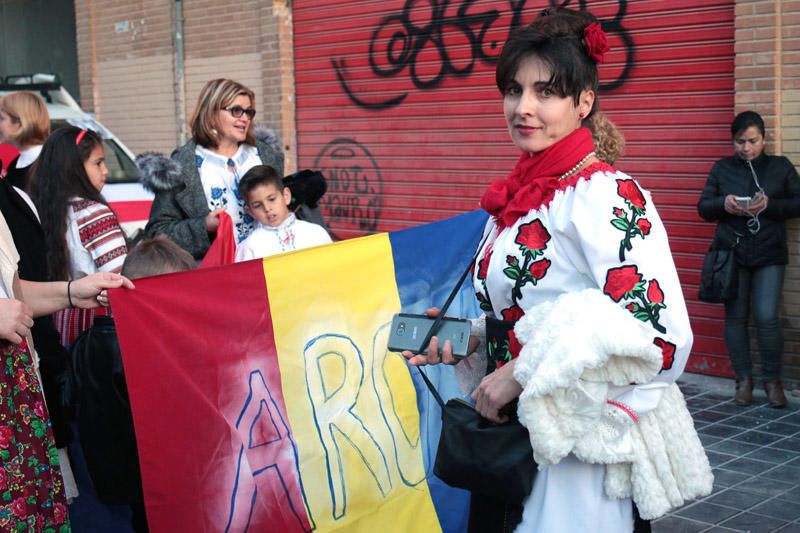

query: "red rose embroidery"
xmin=515 ymin=219 xmax=551 ymax=255
xmin=654 ymin=338 xmax=676 ymax=371
xmin=610 ymin=270 xmax=667 ymax=332
xmin=502 ymin=305 xmax=524 ymax=322
xmin=636 ymin=218 xmax=651 ymax=235
xmin=529 ymin=258 xmax=551 ymax=281
xmin=477 ymin=248 xmax=492 ymax=280
xmin=583 ymin=22 xmax=609 ymax=63
xmin=54 ymin=502 xmax=68 ymax=524
xmin=0 ymin=426 xmax=12 ymax=449
xmin=508 ymin=329 xmax=522 ymax=359
xmin=613 ymin=207 xmax=624 ymax=217
xmin=33 ymin=401 xmax=45 ymax=418
xmin=603 ymin=265 xmax=643 ymax=302
xmin=616 ymin=179 xmax=646 ymax=211
xmin=647 ymin=279 xmax=664 ymax=305
xmin=12 ymin=497 xmax=26 ymax=518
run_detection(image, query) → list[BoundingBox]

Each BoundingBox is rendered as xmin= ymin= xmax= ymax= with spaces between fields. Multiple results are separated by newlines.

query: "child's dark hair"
xmin=238 ymin=165 xmax=284 ymax=202
xmin=31 ymin=126 xmax=109 ymax=280
xmin=731 ymin=110 xmax=765 ymax=138
xmin=496 ymin=7 xmax=601 ymax=117
xmin=122 ymin=236 xmax=196 ymax=279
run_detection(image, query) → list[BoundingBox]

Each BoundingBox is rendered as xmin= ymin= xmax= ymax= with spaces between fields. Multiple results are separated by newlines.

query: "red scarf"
xmin=480 ymin=128 xmax=596 ymax=228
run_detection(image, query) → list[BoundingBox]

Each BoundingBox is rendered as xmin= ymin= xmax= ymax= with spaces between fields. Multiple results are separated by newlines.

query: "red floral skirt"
xmin=0 ymin=339 xmax=70 ymax=532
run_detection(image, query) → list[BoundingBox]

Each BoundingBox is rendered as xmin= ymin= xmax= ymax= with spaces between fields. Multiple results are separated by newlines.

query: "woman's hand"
xmin=745 ymin=192 xmax=768 ymax=215
xmin=0 ymin=299 xmax=34 ymax=344
xmin=402 ymin=307 xmax=480 ymax=366
xmin=70 ymin=272 xmax=135 ymax=309
xmin=724 ymin=194 xmax=747 ymax=216
xmin=205 ymin=208 xmax=226 ymax=233
xmin=471 ymin=360 xmax=523 ymax=423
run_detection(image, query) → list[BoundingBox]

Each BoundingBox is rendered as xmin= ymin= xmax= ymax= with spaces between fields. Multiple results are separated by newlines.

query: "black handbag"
xmin=417 ymin=369 xmax=537 ymax=503
xmin=411 ymin=233 xmax=537 ymax=504
xmin=698 ymin=233 xmax=740 ymax=303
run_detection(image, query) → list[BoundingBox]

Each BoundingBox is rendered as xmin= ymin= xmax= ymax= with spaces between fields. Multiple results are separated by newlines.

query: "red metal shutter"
xmin=293 ymin=0 xmax=735 ymax=376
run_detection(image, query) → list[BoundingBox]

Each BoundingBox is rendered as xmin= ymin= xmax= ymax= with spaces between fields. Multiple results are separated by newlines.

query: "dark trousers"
xmin=724 ymin=264 xmax=785 ymax=380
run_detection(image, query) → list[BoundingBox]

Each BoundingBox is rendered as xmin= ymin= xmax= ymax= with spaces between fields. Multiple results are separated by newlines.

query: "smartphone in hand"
xmin=734 ymin=196 xmax=752 ymax=209
xmin=387 ymin=313 xmax=471 ymax=358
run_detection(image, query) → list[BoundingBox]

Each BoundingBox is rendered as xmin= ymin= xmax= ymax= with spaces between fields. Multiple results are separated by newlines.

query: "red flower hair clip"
xmin=583 ymin=22 xmax=609 ymax=63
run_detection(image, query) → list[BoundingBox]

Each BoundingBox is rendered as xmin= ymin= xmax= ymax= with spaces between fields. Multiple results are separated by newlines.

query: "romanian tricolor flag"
xmin=111 ymin=210 xmax=488 ymax=533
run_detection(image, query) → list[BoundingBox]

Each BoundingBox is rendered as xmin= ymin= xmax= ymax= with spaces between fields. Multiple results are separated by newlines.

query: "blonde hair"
xmin=587 ymin=112 xmax=625 ymax=165
xmin=0 ymin=92 xmax=50 ymax=147
xmin=190 ymin=79 xmax=256 ymax=148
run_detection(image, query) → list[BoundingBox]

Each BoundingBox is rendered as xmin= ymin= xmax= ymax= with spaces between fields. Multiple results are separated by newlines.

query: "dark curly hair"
xmin=31 ymin=126 xmax=110 ymax=280
xmin=496 ymin=7 xmax=601 ymax=118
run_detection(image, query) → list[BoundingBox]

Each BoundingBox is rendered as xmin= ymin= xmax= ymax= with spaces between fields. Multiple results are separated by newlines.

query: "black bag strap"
xmin=416 ymin=362 xmax=446 ymax=409
xmin=415 ymin=229 xmax=492 ymax=409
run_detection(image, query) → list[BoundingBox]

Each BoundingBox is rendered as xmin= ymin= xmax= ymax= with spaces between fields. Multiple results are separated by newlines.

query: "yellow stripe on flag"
xmin=262 ymin=235 xmax=441 ymax=533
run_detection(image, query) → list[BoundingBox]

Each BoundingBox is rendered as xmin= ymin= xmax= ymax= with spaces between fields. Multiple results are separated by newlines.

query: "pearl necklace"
xmin=559 ymin=151 xmax=596 ymax=181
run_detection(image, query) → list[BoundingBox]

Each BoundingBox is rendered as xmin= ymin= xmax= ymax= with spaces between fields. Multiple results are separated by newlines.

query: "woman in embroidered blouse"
xmin=405 ymin=7 xmax=709 ymax=533
xmin=143 ymin=78 xmax=284 ymax=260
xmin=32 ymin=127 xmax=128 ymax=346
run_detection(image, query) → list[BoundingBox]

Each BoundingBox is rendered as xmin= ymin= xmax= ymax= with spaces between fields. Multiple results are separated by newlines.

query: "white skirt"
xmin=515 ymin=454 xmax=632 ymax=533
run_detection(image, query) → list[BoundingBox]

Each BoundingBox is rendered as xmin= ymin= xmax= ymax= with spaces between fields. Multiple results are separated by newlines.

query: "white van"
xmin=0 ymin=74 xmax=153 ymax=237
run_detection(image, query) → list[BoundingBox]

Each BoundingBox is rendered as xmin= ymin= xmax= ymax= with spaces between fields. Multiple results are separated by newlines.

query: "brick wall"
xmin=74 ymin=1 xmax=176 ymax=153
xmin=736 ymin=0 xmax=800 ymax=386
xmin=74 ymin=0 xmax=292 ymax=163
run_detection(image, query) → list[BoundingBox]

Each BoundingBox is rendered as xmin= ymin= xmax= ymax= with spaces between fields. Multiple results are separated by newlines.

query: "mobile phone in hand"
xmin=387 ymin=313 xmax=471 ymax=358
xmin=734 ymin=196 xmax=752 ymax=209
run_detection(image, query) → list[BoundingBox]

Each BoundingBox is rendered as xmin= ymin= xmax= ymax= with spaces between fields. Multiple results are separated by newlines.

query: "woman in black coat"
xmin=0 ymin=91 xmax=49 ymax=191
xmin=698 ymin=111 xmax=800 ymax=408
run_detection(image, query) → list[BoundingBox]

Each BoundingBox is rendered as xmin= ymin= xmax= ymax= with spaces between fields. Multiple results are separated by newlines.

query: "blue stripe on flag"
xmin=388 ymin=210 xmax=489 ymax=533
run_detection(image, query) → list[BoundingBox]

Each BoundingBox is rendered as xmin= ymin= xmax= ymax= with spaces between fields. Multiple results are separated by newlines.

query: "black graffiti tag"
xmin=314 ymin=139 xmax=383 ymax=238
xmin=333 ymin=0 xmax=632 ymax=110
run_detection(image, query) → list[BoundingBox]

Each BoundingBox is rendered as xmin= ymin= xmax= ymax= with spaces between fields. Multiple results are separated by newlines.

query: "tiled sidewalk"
xmin=653 ymin=374 xmax=800 ymax=533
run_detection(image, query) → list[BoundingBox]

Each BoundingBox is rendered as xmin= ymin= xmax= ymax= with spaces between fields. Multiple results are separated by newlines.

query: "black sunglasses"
xmin=224 ymin=105 xmax=256 ymax=119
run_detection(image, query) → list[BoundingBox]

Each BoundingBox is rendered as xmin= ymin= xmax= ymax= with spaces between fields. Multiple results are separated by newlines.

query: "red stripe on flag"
xmin=110 ymin=261 xmax=313 ymax=532
xmin=109 ymin=200 xmax=152 ymax=222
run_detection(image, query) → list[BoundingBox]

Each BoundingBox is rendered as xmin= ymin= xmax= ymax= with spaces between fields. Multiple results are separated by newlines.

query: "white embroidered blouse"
xmin=195 ymin=144 xmax=263 ymax=244
xmin=66 ymin=198 xmax=128 ymax=278
xmin=234 ymin=213 xmax=332 ymax=262
xmin=473 ymin=162 xmax=692 ymax=413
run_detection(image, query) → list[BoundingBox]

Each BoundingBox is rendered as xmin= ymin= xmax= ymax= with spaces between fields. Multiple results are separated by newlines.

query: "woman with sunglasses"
xmin=143 ymin=78 xmax=284 ymax=260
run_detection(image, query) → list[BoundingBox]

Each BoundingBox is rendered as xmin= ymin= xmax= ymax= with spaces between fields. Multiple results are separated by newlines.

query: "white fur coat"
xmin=510 ymin=289 xmax=713 ymax=520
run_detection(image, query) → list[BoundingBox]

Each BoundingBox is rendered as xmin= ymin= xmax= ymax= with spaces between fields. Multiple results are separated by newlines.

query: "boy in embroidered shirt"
xmin=235 ymin=165 xmax=331 ymax=262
